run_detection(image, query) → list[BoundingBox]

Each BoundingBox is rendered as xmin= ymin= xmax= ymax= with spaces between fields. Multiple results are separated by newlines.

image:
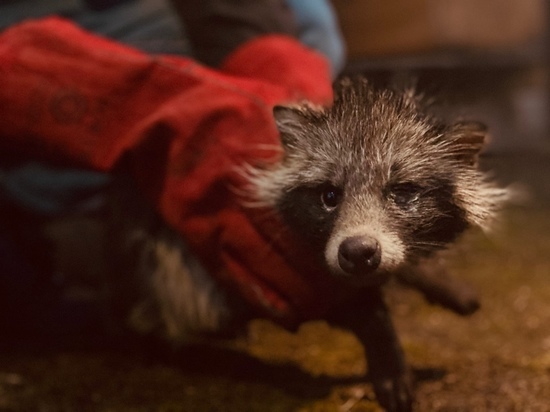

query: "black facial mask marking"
xmin=277 ymin=183 xmax=341 ymax=249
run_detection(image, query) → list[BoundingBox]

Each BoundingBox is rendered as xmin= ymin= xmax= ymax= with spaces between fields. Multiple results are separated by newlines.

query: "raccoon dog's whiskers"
xmin=410 ymin=240 xmax=447 ymax=250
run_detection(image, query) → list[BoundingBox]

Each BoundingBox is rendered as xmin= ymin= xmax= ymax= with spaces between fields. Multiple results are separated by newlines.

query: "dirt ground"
xmin=1 ymin=153 xmax=549 ymax=411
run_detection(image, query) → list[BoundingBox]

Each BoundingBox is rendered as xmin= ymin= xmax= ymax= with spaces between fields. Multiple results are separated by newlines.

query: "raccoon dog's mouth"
xmin=337 ymin=269 xmax=391 ymax=287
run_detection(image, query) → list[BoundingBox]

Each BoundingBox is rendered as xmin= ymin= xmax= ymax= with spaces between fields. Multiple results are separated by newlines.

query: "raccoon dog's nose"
xmin=338 ymin=236 xmax=381 ymax=275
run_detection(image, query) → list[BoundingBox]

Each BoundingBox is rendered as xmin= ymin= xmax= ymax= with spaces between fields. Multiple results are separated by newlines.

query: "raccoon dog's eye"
xmin=321 ymin=185 xmax=342 ymax=210
xmin=388 ymin=183 xmax=421 ymax=208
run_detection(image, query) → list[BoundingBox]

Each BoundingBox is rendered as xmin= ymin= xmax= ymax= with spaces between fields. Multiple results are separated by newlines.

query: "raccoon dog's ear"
xmin=273 ymin=105 xmax=307 ymax=149
xmin=450 ymin=121 xmax=488 ymax=166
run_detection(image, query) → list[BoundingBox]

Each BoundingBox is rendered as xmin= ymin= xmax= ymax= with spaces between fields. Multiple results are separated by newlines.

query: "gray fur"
xmin=127 ymin=226 xmax=233 ymax=343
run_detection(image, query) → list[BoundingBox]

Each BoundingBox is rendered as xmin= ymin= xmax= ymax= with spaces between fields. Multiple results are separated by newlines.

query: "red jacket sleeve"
xmin=0 ymin=17 xmax=345 ymax=326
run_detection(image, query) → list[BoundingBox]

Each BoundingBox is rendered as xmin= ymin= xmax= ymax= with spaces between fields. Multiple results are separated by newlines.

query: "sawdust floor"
xmin=1 ymin=152 xmax=550 ymax=412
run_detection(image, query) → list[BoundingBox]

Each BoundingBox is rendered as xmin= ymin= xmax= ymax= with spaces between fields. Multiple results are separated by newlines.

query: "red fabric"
xmin=0 ymin=18 xmax=349 ymax=327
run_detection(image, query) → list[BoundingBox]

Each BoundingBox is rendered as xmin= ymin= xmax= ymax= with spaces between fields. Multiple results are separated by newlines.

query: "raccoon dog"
xmin=111 ymin=78 xmax=507 ymax=412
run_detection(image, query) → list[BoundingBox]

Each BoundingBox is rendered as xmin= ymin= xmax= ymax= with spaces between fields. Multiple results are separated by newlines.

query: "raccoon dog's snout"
xmin=338 ymin=235 xmax=381 ymax=275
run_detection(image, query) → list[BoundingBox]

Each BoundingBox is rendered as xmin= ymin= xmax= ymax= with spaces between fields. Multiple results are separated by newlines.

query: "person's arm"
xmin=0 ymin=17 xmax=335 ymax=323
xmin=169 ymin=0 xmax=297 ymax=67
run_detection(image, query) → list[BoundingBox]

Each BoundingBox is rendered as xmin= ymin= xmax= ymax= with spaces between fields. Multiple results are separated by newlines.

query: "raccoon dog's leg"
xmin=331 ymin=288 xmax=412 ymax=412
xmin=396 ymin=258 xmax=480 ymax=316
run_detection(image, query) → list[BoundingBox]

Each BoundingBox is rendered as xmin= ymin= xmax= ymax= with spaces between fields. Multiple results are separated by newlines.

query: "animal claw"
xmin=373 ymin=376 xmax=413 ymax=412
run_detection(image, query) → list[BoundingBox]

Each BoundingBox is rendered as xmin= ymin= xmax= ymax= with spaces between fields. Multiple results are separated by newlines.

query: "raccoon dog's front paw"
xmin=371 ymin=373 xmax=413 ymax=412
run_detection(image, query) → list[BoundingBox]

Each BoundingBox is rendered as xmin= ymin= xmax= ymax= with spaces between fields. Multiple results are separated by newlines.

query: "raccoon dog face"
xmin=248 ymin=79 xmax=506 ymax=286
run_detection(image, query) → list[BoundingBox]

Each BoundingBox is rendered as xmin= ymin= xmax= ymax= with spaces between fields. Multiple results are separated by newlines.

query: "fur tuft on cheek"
xmin=237 ymin=162 xmax=290 ymax=208
xmin=453 ymin=172 xmax=511 ymax=232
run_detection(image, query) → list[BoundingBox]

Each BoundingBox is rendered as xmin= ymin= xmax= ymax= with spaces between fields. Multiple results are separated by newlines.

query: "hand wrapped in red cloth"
xmin=0 ymin=18 xmax=348 ymax=327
